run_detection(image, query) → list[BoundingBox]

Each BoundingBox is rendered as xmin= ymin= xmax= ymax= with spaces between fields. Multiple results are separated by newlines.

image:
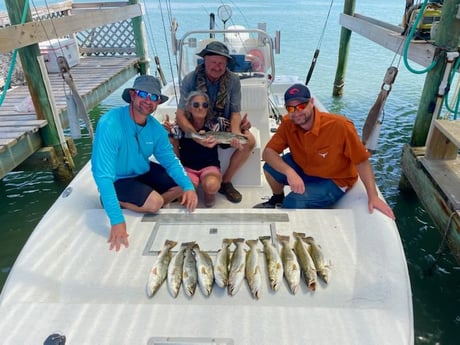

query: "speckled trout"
xmin=185 ymin=131 xmax=248 ymax=145
xmin=146 ymin=239 xmax=177 ymax=297
xmin=277 ymin=234 xmax=301 ymax=295
xmin=182 ymin=242 xmax=197 ymax=297
xmin=228 ymin=238 xmax=246 ymax=296
xmin=245 ymin=239 xmax=262 ymax=300
xmin=167 ymin=244 xmax=186 ymax=298
xmin=305 ymin=236 xmax=331 ymax=284
xmin=214 ymin=238 xmax=232 ymax=288
xmin=259 ymin=236 xmax=284 ymax=291
xmin=193 ymin=244 xmax=214 ymax=296
xmin=293 ymin=232 xmax=317 ymax=291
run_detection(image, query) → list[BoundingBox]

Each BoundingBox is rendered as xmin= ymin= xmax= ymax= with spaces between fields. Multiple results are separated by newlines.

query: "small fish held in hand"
xmin=185 ymin=131 xmax=248 ymax=145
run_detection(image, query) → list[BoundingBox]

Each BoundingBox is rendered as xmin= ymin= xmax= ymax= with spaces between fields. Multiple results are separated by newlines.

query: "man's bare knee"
xmin=143 ymin=191 xmax=164 ymax=213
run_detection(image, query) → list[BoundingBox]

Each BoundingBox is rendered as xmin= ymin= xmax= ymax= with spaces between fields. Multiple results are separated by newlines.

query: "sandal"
xmin=218 ymin=182 xmax=242 ymax=203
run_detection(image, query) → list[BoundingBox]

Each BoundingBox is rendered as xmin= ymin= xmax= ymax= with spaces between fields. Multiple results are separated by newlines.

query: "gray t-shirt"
xmin=178 ymin=69 xmax=242 ymax=120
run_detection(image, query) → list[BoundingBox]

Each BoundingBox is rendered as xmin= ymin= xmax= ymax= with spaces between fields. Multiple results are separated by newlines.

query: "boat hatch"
xmin=142 ymin=212 xmax=290 ymax=255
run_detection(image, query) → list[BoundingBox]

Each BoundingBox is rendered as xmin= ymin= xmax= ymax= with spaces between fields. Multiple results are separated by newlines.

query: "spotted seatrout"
xmin=167 ymin=244 xmax=186 ymax=298
xmin=193 ymin=244 xmax=214 ymax=296
xmin=305 ymin=236 xmax=331 ymax=284
xmin=245 ymin=239 xmax=262 ymax=300
xmin=259 ymin=236 xmax=284 ymax=291
xmin=214 ymin=238 xmax=232 ymax=288
xmin=146 ymin=239 xmax=177 ymax=297
xmin=293 ymin=232 xmax=317 ymax=291
xmin=182 ymin=242 xmax=198 ymax=297
xmin=228 ymin=238 xmax=246 ymax=296
xmin=185 ymin=131 xmax=248 ymax=145
xmin=277 ymin=234 xmax=301 ymax=295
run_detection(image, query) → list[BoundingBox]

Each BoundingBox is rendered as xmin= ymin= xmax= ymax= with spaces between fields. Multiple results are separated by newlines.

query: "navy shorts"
xmin=263 ymin=152 xmax=345 ymax=208
xmin=114 ymin=162 xmax=178 ymax=207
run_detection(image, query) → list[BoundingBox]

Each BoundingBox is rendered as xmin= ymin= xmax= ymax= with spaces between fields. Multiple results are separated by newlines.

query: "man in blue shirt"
xmin=92 ymin=75 xmax=197 ymax=251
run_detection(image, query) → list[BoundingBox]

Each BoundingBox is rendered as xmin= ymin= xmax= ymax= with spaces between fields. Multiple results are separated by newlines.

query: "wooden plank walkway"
xmin=0 ymin=55 xmax=140 ymax=179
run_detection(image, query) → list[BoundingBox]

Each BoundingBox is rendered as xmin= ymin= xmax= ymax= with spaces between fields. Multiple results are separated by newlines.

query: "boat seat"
xmin=218 ymin=126 xmax=262 ymax=187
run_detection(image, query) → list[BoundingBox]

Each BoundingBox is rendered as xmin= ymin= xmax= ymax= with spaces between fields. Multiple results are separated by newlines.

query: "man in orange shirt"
xmin=254 ymin=83 xmax=395 ymax=219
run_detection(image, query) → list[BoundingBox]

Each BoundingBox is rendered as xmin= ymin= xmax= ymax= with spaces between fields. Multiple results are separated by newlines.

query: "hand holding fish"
xmin=108 ymin=222 xmax=129 ymax=251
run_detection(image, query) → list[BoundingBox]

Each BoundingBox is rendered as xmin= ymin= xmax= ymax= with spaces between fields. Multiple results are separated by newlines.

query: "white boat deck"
xmin=0 ymin=162 xmax=413 ymax=345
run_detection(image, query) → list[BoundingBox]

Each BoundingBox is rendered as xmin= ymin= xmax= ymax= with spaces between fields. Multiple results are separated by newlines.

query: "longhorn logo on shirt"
xmin=318 ymin=152 xmax=328 ymax=158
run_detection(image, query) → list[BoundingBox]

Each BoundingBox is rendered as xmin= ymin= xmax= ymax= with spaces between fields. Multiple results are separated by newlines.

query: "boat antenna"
xmin=305 ymin=0 xmax=334 ymax=85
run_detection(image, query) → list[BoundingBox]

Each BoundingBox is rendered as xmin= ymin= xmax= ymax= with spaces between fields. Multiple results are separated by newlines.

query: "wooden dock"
xmin=0 ymin=0 xmax=147 ymax=180
xmin=0 ymin=55 xmax=140 ymax=179
xmin=340 ymin=2 xmax=460 ymax=263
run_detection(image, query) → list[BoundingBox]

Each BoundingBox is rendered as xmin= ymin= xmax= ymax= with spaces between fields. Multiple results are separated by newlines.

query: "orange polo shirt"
xmin=266 ymin=107 xmax=371 ymax=190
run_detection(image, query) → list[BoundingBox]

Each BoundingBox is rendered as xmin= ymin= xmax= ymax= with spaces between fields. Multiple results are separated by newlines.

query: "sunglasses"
xmin=192 ymin=102 xmax=209 ymax=109
xmin=286 ymin=102 xmax=309 ymax=113
xmin=135 ymin=89 xmax=159 ymax=102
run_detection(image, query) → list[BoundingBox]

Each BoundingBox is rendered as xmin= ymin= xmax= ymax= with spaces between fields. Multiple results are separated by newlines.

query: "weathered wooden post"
xmin=333 ymin=0 xmax=356 ymax=96
xmin=5 ymin=0 xmax=75 ymax=181
xmin=130 ymin=0 xmax=150 ymax=75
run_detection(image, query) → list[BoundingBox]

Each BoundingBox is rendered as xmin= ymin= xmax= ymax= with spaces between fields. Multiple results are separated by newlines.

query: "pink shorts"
xmin=185 ymin=166 xmax=222 ymax=186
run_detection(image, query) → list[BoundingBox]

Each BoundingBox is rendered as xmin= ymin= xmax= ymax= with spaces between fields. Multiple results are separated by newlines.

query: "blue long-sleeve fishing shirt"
xmin=91 ymin=105 xmax=194 ymax=226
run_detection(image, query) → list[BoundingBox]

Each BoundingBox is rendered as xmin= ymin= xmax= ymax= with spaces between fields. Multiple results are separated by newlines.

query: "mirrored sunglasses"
xmin=286 ymin=102 xmax=309 ymax=113
xmin=192 ymin=102 xmax=209 ymax=109
xmin=135 ymin=89 xmax=159 ymax=102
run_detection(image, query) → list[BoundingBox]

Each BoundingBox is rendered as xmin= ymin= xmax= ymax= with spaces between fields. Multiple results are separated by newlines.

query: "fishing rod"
xmin=305 ymin=0 xmax=334 ymax=85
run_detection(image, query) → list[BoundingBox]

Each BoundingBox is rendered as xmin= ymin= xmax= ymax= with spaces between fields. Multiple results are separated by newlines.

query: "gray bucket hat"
xmin=122 ymin=75 xmax=169 ymax=104
xmin=197 ymin=41 xmax=234 ymax=61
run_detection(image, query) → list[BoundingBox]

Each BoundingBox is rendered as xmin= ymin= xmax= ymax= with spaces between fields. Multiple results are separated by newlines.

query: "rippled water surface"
xmin=1 ymin=0 xmax=459 ymax=343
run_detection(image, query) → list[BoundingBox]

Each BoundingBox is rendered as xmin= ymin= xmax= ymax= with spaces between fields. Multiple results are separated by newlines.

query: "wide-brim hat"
xmin=122 ymin=75 xmax=169 ymax=104
xmin=197 ymin=41 xmax=234 ymax=61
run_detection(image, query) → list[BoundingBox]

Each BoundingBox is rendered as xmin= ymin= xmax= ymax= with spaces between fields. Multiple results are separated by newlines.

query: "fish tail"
xmin=233 ymin=237 xmax=245 ymax=244
xmin=245 ymin=239 xmax=258 ymax=247
xmin=304 ymin=236 xmax=315 ymax=244
xmin=276 ymin=233 xmax=290 ymax=243
xmin=165 ymin=239 xmax=178 ymax=248
xmin=259 ymin=235 xmax=271 ymax=244
xmin=222 ymin=238 xmax=233 ymax=246
xmin=293 ymin=232 xmax=306 ymax=239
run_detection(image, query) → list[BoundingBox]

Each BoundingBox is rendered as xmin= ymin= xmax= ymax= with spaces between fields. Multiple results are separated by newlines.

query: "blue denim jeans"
xmin=263 ymin=153 xmax=345 ymax=209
